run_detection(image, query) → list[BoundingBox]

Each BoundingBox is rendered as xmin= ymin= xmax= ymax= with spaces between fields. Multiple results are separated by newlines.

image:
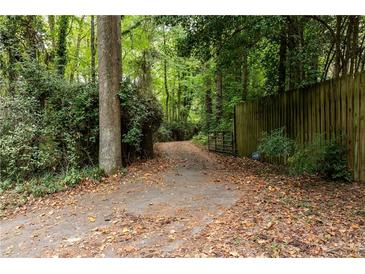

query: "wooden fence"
xmin=234 ymin=71 xmax=365 ymax=182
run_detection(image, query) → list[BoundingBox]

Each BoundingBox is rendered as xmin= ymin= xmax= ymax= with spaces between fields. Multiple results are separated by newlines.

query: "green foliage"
xmin=0 ymin=180 xmax=13 ymax=193
xmin=0 ymin=63 xmax=99 ymax=183
xmin=192 ymin=132 xmax=208 ymax=146
xmin=155 ymin=120 xmax=199 ymax=142
xmin=27 ymin=62 xmax=99 ymax=168
xmin=320 ymin=141 xmax=352 ymax=181
xmin=6 ymin=166 xmax=105 ymax=197
xmin=288 ymin=136 xmax=326 ymax=176
xmin=258 ymin=127 xmax=294 ymax=158
xmin=0 ymin=95 xmax=55 ymax=181
xmin=288 ymin=136 xmax=351 ymax=181
xmin=119 ymin=78 xmax=163 ymax=151
xmin=257 ymin=129 xmax=351 ymax=181
xmin=154 ymin=123 xmax=172 ymax=142
xmin=56 ymin=16 xmax=69 ymax=76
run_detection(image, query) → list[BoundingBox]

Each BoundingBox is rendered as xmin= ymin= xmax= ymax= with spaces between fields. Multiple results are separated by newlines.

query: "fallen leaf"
xmin=88 ymin=216 xmax=96 ymax=222
xmin=265 ymin=221 xmax=274 ymax=230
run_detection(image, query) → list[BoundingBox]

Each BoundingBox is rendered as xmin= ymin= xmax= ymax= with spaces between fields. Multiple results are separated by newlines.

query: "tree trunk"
xmin=7 ymin=48 xmax=17 ymax=94
xmin=46 ymin=15 xmax=56 ymax=67
xmin=205 ymin=75 xmax=212 ymax=132
xmin=24 ymin=16 xmax=38 ymax=60
xmin=334 ymin=16 xmax=342 ymax=78
xmin=177 ymin=72 xmax=182 ymax=121
xmin=241 ymin=51 xmax=248 ymax=100
xmin=216 ymin=67 xmax=223 ymax=123
xmin=278 ymin=22 xmax=287 ymax=93
xmin=69 ymin=16 xmax=85 ymax=82
xmin=163 ymin=27 xmax=169 ymax=122
xmin=97 ymin=16 xmax=122 ymax=175
xmin=141 ymin=126 xmax=154 ymax=159
xmin=56 ymin=16 xmax=69 ymax=77
xmin=286 ymin=16 xmax=304 ymax=90
xmin=350 ymin=16 xmax=359 ymax=75
xmin=90 ymin=15 xmax=96 ymax=83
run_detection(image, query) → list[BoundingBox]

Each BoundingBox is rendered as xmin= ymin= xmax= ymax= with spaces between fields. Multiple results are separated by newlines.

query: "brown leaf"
xmin=88 ymin=216 xmax=96 ymax=222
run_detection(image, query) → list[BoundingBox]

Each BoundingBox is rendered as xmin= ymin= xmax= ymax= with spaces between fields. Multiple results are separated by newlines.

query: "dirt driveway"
xmin=0 ymin=141 xmax=240 ymax=257
xmin=1 ymin=141 xmax=364 ymax=258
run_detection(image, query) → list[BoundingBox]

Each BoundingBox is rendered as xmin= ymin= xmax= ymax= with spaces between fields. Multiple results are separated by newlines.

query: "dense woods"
xmin=0 ymin=15 xmax=364 ymax=187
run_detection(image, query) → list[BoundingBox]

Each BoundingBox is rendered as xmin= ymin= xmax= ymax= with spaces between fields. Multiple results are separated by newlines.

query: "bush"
xmin=119 ymin=78 xmax=163 ymax=163
xmin=192 ymin=132 xmax=208 ymax=146
xmin=0 ymin=62 xmax=100 ymax=184
xmin=0 ymin=95 xmax=57 ymax=181
xmin=1 ymin=63 xmax=164 ymax=187
xmin=288 ymin=136 xmax=325 ymax=176
xmin=321 ymin=141 xmax=352 ymax=181
xmin=258 ymin=127 xmax=294 ymax=158
xmin=155 ymin=120 xmax=199 ymax=142
xmin=288 ymin=135 xmax=351 ymax=181
xmin=154 ymin=123 xmax=172 ymax=142
xmin=257 ymin=128 xmax=351 ymax=182
xmin=0 ymin=180 xmax=13 ymax=193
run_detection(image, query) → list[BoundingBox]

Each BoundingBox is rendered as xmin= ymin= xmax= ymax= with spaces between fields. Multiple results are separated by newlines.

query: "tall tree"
xmin=204 ymin=72 xmax=213 ymax=132
xmin=56 ymin=16 xmax=69 ymax=77
xmin=241 ymin=50 xmax=248 ymax=100
xmin=278 ymin=21 xmax=287 ymax=93
xmin=162 ymin=26 xmax=170 ymax=121
xmin=216 ymin=67 xmax=223 ymax=123
xmin=97 ymin=16 xmax=122 ymax=175
xmin=69 ymin=16 xmax=85 ymax=82
xmin=90 ymin=15 xmax=96 ymax=83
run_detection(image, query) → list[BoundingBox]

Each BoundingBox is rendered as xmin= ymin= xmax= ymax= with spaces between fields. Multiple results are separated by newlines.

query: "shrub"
xmin=119 ymin=78 xmax=163 ymax=151
xmin=258 ymin=127 xmax=294 ymax=158
xmin=154 ymin=123 xmax=172 ymax=142
xmin=119 ymin=78 xmax=163 ymax=163
xmin=0 ymin=180 xmax=13 ymax=193
xmin=192 ymin=132 xmax=208 ymax=146
xmin=155 ymin=120 xmax=199 ymax=142
xmin=1 ymin=63 xmax=163 ymax=187
xmin=288 ymin=135 xmax=351 ymax=181
xmin=0 ymin=95 xmax=57 ymax=181
xmin=0 ymin=63 xmax=100 ymax=183
xmin=321 ymin=141 xmax=352 ymax=181
xmin=288 ymin=136 xmax=325 ymax=176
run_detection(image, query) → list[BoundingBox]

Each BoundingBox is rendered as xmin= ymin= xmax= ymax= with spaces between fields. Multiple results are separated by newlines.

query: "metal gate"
xmin=208 ymin=131 xmax=236 ymax=156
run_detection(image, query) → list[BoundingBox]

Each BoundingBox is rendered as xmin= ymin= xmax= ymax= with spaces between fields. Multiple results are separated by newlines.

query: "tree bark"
xmin=69 ymin=16 xmax=85 ymax=82
xmin=278 ymin=22 xmax=287 ymax=93
xmin=97 ymin=16 xmax=122 ymax=175
xmin=334 ymin=16 xmax=342 ymax=78
xmin=241 ymin=50 xmax=248 ymax=100
xmin=56 ymin=16 xmax=69 ymax=77
xmin=350 ymin=16 xmax=359 ymax=75
xmin=90 ymin=15 xmax=96 ymax=83
xmin=163 ymin=26 xmax=169 ymax=122
xmin=286 ymin=16 xmax=304 ymax=90
xmin=205 ymin=74 xmax=212 ymax=132
xmin=46 ymin=15 xmax=56 ymax=67
xmin=177 ymin=71 xmax=182 ymax=121
xmin=216 ymin=67 xmax=223 ymax=123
